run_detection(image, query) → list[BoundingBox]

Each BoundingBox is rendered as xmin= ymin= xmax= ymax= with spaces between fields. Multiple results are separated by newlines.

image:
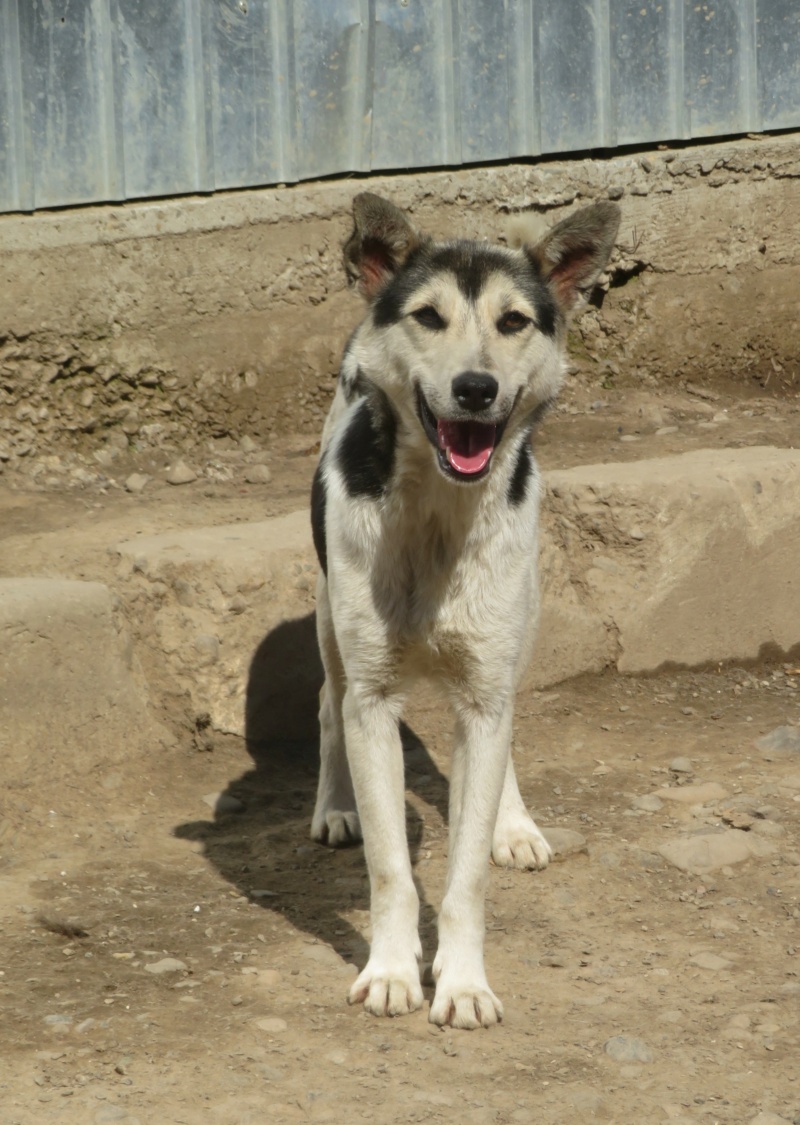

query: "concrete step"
xmin=113 ymin=446 xmax=800 ymax=738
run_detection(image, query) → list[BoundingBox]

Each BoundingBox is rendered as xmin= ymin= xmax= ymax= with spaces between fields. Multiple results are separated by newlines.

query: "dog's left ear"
xmin=528 ymin=202 xmax=621 ymax=313
xmin=343 ymin=193 xmax=421 ymax=300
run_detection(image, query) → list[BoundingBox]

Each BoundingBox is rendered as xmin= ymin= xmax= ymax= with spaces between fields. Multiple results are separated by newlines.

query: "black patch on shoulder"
xmin=507 ymin=437 xmax=533 ymax=507
xmin=338 ymin=390 xmax=396 ymax=498
xmin=310 ymin=458 xmax=328 ymax=575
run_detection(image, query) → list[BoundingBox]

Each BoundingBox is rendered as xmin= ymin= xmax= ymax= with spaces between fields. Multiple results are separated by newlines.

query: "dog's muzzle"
xmin=415 ymin=384 xmax=507 ymax=482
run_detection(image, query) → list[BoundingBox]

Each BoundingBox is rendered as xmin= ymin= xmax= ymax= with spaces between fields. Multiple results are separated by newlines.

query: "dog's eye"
xmin=412 ymin=306 xmax=446 ymax=331
xmin=497 ymin=311 xmax=531 ymax=335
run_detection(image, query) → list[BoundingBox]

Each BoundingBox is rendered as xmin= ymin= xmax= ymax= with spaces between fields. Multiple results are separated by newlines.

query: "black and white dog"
xmin=310 ymin=193 xmax=620 ymax=1028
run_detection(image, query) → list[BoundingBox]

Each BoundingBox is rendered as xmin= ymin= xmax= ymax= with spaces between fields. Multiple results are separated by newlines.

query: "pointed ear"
xmin=343 ymin=192 xmax=421 ymax=300
xmin=528 ymin=202 xmax=621 ymax=314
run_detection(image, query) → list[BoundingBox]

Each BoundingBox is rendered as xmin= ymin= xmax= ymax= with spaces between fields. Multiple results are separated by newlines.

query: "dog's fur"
xmin=309 ymin=193 xmax=620 ymax=1029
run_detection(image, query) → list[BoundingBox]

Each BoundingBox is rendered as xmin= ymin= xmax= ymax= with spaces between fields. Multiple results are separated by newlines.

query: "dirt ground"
xmin=1 ymin=373 xmax=800 ymax=1125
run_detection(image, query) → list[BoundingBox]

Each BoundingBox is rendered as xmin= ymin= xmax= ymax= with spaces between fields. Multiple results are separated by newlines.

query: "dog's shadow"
xmin=174 ymin=611 xmax=448 ymax=971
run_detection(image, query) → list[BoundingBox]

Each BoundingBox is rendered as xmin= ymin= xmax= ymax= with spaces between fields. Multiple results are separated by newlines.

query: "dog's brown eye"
xmin=412 ymin=306 xmax=446 ymax=331
xmin=498 ymin=311 xmax=531 ymax=335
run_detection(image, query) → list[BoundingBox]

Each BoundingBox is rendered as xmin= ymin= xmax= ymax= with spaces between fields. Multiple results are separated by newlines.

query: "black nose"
xmin=451 ymin=372 xmax=498 ymax=413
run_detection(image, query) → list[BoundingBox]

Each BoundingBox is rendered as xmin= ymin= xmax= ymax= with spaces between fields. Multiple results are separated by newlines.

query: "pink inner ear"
xmin=548 ymin=244 xmax=594 ymax=309
xmin=360 ymin=239 xmax=395 ymax=297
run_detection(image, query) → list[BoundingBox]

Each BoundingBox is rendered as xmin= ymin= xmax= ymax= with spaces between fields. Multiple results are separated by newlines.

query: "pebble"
xmin=541 ymin=826 xmax=587 ymax=858
xmin=655 ymin=425 xmax=679 ymax=435
xmin=243 ymin=464 xmax=272 ymax=484
xmin=656 ymin=781 xmax=728 ymax=805
xmin=669 ymin=756 xmax=693 ymax=774
xmin=689 ymin=951 xmax=733 ymax=971
xmin=749 ymin=1114 xmax=793 ymax=1125
xmin=757 ymin=726 xmax=800 ymax=758
xmin=165 ymin=460 xmax=198 ymax=485
xmin=658 ymin=830 xmax=772 ymax=873
xmin=95 ymin=1108 xmax=140 ymax=1124
xmin=631 ymin=794 xmax=664 ymax=812
xmin=203 ymin=792 xmax=244 ymax=815
xmin=124 ymin=473 xmax=149 ymax=494
xmin=255 ymin=1017 xmax=288 ymax=1033
xmin=144 ymin=957 xmax=187 ymax=974
xmin=239 ymin=435 xmax=258 ymax=453
xmin=603 ymin=1035 xmax=654 ymax=1063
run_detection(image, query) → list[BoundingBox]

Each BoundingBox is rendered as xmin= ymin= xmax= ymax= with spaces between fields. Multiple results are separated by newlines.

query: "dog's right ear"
xmin=343 ymin=193 xmax=421 ymax=300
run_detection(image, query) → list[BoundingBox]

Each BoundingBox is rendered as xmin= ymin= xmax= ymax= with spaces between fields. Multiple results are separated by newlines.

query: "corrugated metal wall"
xmin=1 ymin=0 xmax=798 ymax=214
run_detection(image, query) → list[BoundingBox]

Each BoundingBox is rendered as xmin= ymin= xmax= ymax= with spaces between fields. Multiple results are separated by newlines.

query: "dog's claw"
xmin=311 ymin=809 xmax=362 ymax=847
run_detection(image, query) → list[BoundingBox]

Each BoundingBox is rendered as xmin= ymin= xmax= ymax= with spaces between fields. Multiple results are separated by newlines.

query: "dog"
xmin=309 ymin=192 xmax=620 ymax=1028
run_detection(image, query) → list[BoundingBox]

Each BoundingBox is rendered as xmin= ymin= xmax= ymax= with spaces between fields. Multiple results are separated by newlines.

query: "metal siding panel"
xmin=538 ymin=0 xmax=603 ymax=152
xmin=114 ymin=0 xmax=203 ymax=198
xmin=371 ymin=0 xmax=449 ymax=170
xmin=291 ymin=0 xmax=368 ymax=181
xmin=19 ymin=0 xmax=112 ymax=208
xmin=757 ymin=0 xmax=800 ymax=130
xmin=684 ymin=0 xmax=749 ymax=137
xmin=203 ymin=1 xmax=281 ymax=189
xmin=2 ymin=0 xmax=800 ymax=213
xmin=0 ymin=0 xmax=28 ymax=210
xmin=610 ymin=0 xmax=674 ymax=144
xmin=457 ymin=0 xmax=513 ymax=162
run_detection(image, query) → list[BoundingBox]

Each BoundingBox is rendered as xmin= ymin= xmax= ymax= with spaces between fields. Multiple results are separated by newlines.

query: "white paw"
xmin=492 ymin=808 xmax=552 ymax=870
xmin=429 ymin=972 xmax=503 ymax=1029
xmin=348 ymin=958 xmax=423 ymax=1017
xmin=311 ymin=808 xmax=362 ymax=847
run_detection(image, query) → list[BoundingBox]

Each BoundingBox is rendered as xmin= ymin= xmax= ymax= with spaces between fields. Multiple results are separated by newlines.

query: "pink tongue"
xmin=437 ymin=419 xmax=497 ymax=475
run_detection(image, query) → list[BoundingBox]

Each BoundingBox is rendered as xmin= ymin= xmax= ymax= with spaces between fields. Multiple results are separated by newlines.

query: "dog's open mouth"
xmin=415 ymin=385 xmax=503 ymax=481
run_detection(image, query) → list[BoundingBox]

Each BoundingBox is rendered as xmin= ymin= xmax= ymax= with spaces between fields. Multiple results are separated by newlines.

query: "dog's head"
xmin=343 ymin=193 xmax=620 ymax=483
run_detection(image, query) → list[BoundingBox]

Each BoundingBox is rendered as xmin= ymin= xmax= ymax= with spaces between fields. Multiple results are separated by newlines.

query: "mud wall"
xmin=1 ymin=133 xmax=798 ymax=469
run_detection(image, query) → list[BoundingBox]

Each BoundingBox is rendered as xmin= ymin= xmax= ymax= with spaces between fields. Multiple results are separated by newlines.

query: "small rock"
xmin=757 ymin=726 xmax=800 ymax=758
xmin=655 ymin=425 xmax=679 ymax=435
xmin=144 ymin=957 xmax=187 ymax=974
xmin=194 ymin=634 xmax=220 ymax=665
xmin=203 ymin=792 xmax=244 ymax=815
xmin=656 ymin=781 xmax=728 ymax=805
xmin=239 ymin=435 xmax=258 ymax=453
xmin=541 ymin=826 xmax=587 ymax=859
xmin=165 ymin=460 xmax=198 ymax=485
xmin=255 ymin=1017 xmax=288 ymax=1033
xmin=243 ymin=464 xmax=272 ymax=485
xmin=124 ymin=473 xmax=149 ymax=494
xmin=670 ymin=756 xmax=693 ymax=774
xmin=689 ymin=951 xmax=733 ymax=971
xmin=749 ymin=1113 xmax=792 ymax=1125
xmin=631 ymin=794 xmax=664 ymax=812
xmin=658 ymin=830 xmax=773 ymax=873
xmin=603 ymin=1035 xmax=654 ymax=1063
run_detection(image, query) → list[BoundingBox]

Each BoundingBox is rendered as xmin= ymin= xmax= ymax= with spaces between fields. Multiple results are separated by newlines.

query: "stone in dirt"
xmin=689 ymin=951 xmax=734 ymax=971
xmin=655 ymin=781 xmax=728 ymax=804
xmin=243 ymin=464 xmax=272 ymax=484
xmin=124 ymin=472 xmax=149 ymax=493
xmin=255 ymin=1017 xmax=288 ymax=1033
xmin=203 ymin=791 xmax=244 ymax=814
xmin=756 ymin=726 xmax=800 ymax=758
xmin=144 ymin=957 xmax=187 ymax=974
xmin=541 ymin=826 xmax=587 ymax=858
xmin=603 ymin=1035 xmax=655 ymax=1063
xmin=165 ymin=459 xmax=198 ymax=485
xmin=669 ymin=756 xmax=693 ymax=774
xmin=749 ymin=1114 xmax=793 ymax=1125
xmin=658 ymin=829 xmax=776 ymax=873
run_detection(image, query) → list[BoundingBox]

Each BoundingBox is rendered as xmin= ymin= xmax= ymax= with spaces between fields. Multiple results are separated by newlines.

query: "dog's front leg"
xmin=430 ymin=699 xmax=512 ymax=1029
xmin=344 ymin=684 xmax=423 ymax=1017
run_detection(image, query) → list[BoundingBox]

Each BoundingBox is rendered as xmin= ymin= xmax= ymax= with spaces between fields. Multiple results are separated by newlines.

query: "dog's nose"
xmin=451 ymin=372 xmax=498 ymax=413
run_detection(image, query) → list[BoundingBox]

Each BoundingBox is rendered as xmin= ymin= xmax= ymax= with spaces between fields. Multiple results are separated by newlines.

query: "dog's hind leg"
xmin=344 ymin=685 xmax=424 ymax=1017
xmin=311 ymin=576 xmax=361 ymax=846
xmin=491 ymin=753 xmax=552 ymax=870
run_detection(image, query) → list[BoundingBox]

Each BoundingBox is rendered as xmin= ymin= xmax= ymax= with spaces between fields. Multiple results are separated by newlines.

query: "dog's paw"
xmin=429 ymin=974 xmax=503 ymax=1029
xmin=311 ymin=808 xmax=362 ymax=847
xmin=492 ymin=809 xmax=552 ymax=870
xmin=348 ymin=959 xmax=423 ymax=1017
